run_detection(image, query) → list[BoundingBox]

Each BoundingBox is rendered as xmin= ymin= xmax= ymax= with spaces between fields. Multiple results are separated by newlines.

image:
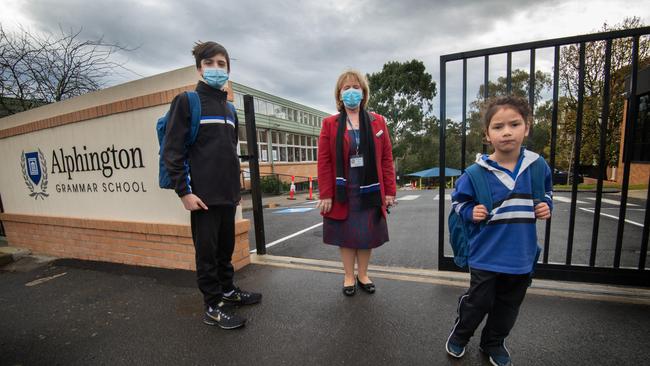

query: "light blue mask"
xmin=203 ymin=68 xmax=229 ymax=89
xmin=341 ymin=88 xmax=363 ymax=109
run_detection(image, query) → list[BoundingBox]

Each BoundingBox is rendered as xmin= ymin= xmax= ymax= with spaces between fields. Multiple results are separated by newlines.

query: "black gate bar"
xmin=438 ymin=59 xmax=447 ymax=265
xmin=506 ymin=52 xmax=512 ymax=94
xmin=439 ymin=27 xmax=650 ymax=286
xmin=614 ymin=36 xmax=640 ymax=268
xmin=543 ymin=45 xmax=561 ymax=264
xmin=590 ymin=39 xmax=612 ymax=267
xmin=641 ymin=174 xmax=650 ymax=270
xmin=243 ymin=95 xmax=266 ymax=255
xmin=528 ymin=49 xmax=536 ymax=146
xmin=461 ymin=59 xmax=467 ymax=172
xmin=565 ymin=42 xmax=586 ymax=265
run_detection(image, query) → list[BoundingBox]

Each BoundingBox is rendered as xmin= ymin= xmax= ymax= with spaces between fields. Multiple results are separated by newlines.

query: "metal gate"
xmin=438 ymin=27 xmax=650 ymax=286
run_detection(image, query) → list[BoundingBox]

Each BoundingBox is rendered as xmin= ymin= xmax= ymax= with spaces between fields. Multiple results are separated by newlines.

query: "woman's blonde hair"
xmin=334 ymin=70 xmax=370 ymax=112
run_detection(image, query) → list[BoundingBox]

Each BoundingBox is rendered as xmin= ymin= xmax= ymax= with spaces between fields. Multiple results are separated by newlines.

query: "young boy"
xmin=445 ymin=96 xmax=553 ymax=366
xmin=163 ymin=41 xmax=261 ymax=329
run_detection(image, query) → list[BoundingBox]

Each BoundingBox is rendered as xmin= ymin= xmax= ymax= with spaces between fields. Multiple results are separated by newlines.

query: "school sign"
xmin=0 ymin=66 xmax=250 ymax=271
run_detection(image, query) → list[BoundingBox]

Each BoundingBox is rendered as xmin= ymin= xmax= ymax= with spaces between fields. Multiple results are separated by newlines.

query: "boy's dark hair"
xmin=482 ymin=96 xmax=531 ymax=133
xmin=192 ymin=41 xmax=230 ymax=72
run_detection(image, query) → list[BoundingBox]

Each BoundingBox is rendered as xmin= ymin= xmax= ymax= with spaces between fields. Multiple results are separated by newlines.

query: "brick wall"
xmin=0 ymin=213 xmax=251 ymax=271
xmin=616 ymin=163 xmax=650 ymax=185
xmin=616 ymin=99 xmax=650 ymax=185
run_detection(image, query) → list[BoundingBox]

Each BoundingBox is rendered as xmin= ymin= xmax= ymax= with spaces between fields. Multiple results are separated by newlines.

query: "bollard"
xmin=288 ymin=175 xmax=296 ymax=200
xmin=307 ymin=176 xmax=316 ymax=200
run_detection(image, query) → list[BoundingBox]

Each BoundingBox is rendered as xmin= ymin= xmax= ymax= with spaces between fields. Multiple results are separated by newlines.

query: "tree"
xmin=458 ymin=69 xmax=554 ymax=164
xmin=0 ymin=25 xmax=135 ymax=116
xmin=366 ymin=60 xmax=437 ymax=175
xmin=558 ymin=17 xmax=650 ymax=170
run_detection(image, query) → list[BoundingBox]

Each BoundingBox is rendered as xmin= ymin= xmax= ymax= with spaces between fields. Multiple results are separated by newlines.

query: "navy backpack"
xmin=156 ymin=91 xmax=236 ymax=189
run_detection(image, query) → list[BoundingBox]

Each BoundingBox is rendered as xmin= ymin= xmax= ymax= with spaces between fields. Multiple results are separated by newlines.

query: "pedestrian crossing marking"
xmin=553 ymin=196 xmax=587 ymax=204
xmin=585 ymin=197 xmax=638 ymax=207
xmin=433 ymin=194 xmax=452 ymax=200
xmin=397 ymin=195 xmax=420 ymax=201
xmin=273 ymin=208 xmax=315 ymax=214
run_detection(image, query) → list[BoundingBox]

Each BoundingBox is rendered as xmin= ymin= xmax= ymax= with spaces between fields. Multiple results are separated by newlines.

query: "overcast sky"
xmin=1 ymin=0 xmax=649 ymax=117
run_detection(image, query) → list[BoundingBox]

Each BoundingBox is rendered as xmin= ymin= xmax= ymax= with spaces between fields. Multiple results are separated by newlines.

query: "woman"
xmin=317 ymin=70 xmax=397 ymax=296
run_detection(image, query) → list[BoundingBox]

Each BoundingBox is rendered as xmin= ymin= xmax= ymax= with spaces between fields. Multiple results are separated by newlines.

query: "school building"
xmin=232 ymin=81 xmax=328 ymax=187
xmin=0 ymin=65 xmax=329 ymax=271
xmin=615 ymin=66 xmax=650 ymax=185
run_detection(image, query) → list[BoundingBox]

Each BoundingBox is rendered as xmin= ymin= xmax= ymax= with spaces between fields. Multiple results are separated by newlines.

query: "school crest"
xmin=21 ymin=149 xmax=49 ymax=199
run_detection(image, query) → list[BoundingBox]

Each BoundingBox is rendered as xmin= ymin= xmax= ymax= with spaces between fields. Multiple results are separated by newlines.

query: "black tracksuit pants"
xmin=448 ymin=268 xmax=530 ymax=352
xmin=190 ymin=205 xmax=236 ymax=308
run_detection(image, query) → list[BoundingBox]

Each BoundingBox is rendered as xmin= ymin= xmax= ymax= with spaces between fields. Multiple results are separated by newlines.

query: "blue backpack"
xmin=156 ymin=91 xmax=237 ymax=189
xmin=448 ymin=157 xmax=547 ymax=268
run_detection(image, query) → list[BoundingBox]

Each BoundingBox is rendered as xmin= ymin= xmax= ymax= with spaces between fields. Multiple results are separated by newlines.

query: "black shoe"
xmin=222 ymin=287 xmax=262 ymax=305
xmin=479 ymin=344 xmax=512 ymax=366
xmin=356 ymin=276 xmax=376 ymax=294
xmin=204 ymin=303 xmax=246 ymax=329
xmin=343 ymin=284 xmax=356 ymax=296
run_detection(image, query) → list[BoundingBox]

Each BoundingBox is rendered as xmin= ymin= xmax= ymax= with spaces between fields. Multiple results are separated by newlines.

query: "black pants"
xmin=190 ymin=205 xmax=236 ymax=308
xmin=449 ymin=268 xmax=530 ymax=352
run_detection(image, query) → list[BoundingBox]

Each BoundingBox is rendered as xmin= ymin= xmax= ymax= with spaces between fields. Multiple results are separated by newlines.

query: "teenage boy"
xmin=163 ymin=41 xmax=261 ymax=329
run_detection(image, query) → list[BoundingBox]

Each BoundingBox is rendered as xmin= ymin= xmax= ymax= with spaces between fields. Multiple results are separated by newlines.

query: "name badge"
xmin=350 ymin=155 xmax=364 ymax=168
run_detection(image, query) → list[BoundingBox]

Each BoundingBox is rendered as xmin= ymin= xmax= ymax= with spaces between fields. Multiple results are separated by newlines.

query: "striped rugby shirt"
xmin=451 ymin=149 xmax=553 ymax=274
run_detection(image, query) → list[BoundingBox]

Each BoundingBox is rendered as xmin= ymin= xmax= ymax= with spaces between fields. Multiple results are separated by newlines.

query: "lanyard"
xmin=346 ymin=117 xmax=360 ymax=155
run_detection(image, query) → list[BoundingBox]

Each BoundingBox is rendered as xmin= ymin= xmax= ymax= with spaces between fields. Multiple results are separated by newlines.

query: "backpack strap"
xmin=465 ymin=163 xmax=493 ymax=213
xmin=226 ymin=101 xmax=237 ymax=121
xmin=530 ymin=156 xmax=546 ymax=204
xmin=186 ymin=91 xmax=202 ymax=145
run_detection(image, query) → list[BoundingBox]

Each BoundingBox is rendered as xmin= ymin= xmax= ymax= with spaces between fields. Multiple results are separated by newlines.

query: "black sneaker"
xmin=479 ymin=343 xmax=512 ymax=366
xmin=222 ymin=287 xmax=262 ymax=305
xmin=204 ymin=303 xmax=246 ymax=329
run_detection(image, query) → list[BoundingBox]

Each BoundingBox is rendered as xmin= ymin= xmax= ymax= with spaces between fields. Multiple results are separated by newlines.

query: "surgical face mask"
xmin=341 ymin=88 xmax=363 ymax=109
xmin=203 ymin=68 xmax=229 ymax=89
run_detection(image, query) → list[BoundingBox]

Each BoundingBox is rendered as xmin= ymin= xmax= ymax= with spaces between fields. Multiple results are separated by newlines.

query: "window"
xmin=238 ymin=128 xmax=247 ymax=161
xmin=271 ymin=131 xmax=280 ymax=162
xmin=630 ymin=93 xmax=650 ymax=162
xmin=257 ymin=130 xmax=268 ymax=143
xmin=234 ymin=92 xmax=244 ymax=109
xmin=258 ymin=129 xmax=268 ymax=162
xmin=274 ymin=104 xmax=285 ymax=119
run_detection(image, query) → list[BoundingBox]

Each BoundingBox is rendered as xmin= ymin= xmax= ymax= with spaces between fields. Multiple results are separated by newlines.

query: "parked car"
xmin=553 ymin=169 xmax=584 ymax=185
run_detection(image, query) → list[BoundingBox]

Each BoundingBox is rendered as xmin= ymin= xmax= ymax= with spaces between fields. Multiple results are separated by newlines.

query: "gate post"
xmin=244 ymin=95 xmax=266 ymax=254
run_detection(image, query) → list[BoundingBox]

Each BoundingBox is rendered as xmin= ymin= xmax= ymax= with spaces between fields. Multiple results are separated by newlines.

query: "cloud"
xmin=7 ymin=0 xmax=650 ymax=115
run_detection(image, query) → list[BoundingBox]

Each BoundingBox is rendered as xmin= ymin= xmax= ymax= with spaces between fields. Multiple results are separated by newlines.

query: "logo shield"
xmin=25 ymin=151 xmax=42 ymax=185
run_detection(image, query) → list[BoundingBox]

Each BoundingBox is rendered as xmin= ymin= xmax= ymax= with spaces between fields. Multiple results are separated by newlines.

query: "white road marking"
xmin=273 ymin=208 xmax=315 ymax=214
xmin=250 ymin=222 xmax=323 ymax=254
xmin=585 ymin=197 xmax=638 ymax=207
xmin=397 ymin=195 xmax=420 ymax=201
xmin=554 ymin=196 xmax=587 ymax=204
xmin=433 ymin=194 xmax=452 ymax=200
xmin=579 ymin=208 xmax=644 ymax=228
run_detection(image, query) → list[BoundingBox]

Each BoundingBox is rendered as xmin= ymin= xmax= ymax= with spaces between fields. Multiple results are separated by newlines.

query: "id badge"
xmin=350 ymin=154 xmax=364 ymax=168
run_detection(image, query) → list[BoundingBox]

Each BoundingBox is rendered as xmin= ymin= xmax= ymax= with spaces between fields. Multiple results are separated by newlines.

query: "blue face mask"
xmin=341 ymin=88 xmax=363 ymax=109
xmin=203 ymin=68 xmax=229 ymax=89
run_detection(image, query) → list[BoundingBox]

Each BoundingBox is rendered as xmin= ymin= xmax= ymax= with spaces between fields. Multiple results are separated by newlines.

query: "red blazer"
xmin=317 ymin=111 xmax=397 ymax=220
